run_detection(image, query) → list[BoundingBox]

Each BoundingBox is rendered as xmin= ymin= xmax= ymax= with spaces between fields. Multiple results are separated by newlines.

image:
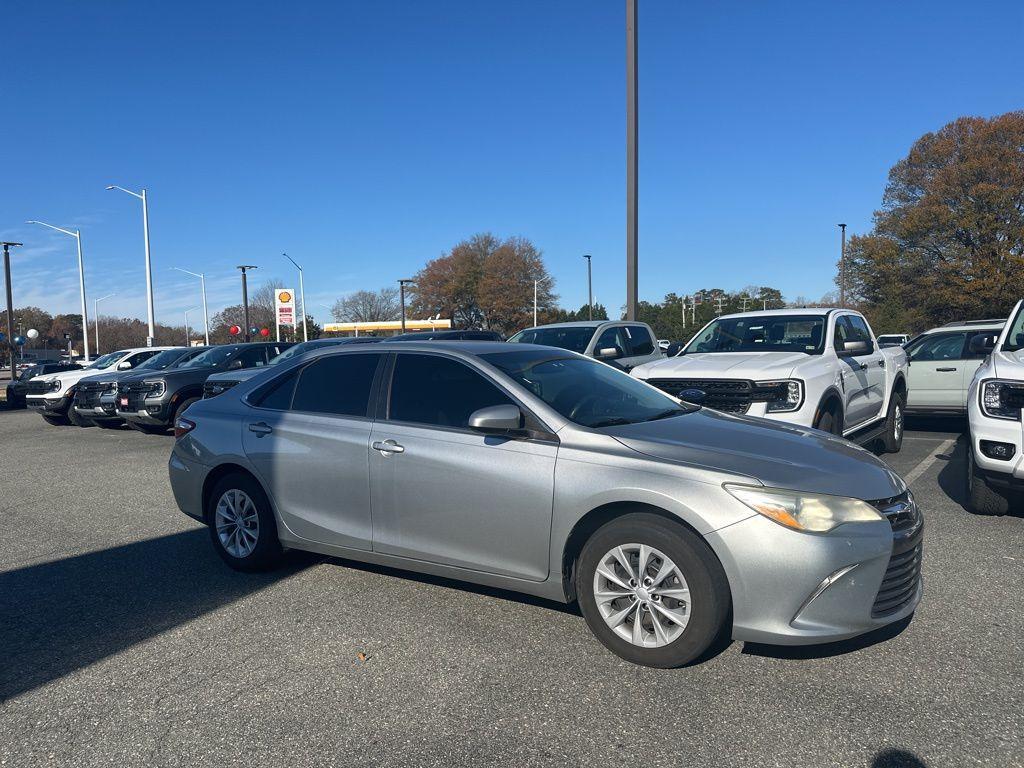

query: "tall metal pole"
xmin=625 ymin=0 xmax=639 ymax=321
xmin=2 ymin=242 xmax=23 ymax=380
xmin=237 ymin=265 xmax=257 ymax=342
xmin=93 ymin=293 xmax=115 ymax=356
xmin=199 ymin=273 xmax=209 ymax=345
xmin=838 ymin=223 xmax=847 ymax=308
xmin=534 ymin=280 xmax=538 ymax=327
xmin=583 ymin=254 xmax=593 ymax=320
xmin=284 ymin=253 xmax=308 ymax=342
xmin=74 ymin=230 xmax=91 ymax=361
xmin=141 ymin=189 xmax=156 ymax=344
xmin=398 ymin=279 xmax=415 ymax=333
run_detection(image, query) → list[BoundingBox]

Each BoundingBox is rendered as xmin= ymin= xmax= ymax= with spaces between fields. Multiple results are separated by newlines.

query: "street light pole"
xmin=184 ymin=307 xmax=199 ymax=346
xmin=398 ymin=279 xmax=415 ymax=333
xmin=283 ymin=253 xmax=308 ymax=342
xmin=2 ymin=242 xmax=23 ymax=379
xmin=237 ymin=265 xmax=258 ymax=342
xmin=26 ymin=221 xmax=91 ymax=362
xmin=625 ymin=0 xmax=639 ymax=321
xmin=170 ymin=267 xmax=209 ymax=345
xmin=838 ymin=223 xmax=847 ymax=308
xmin=583 ymin=254 xmax=593 ymax=320
xmin=93 ymin=293 xmax=116 ymax=355
xmin=107 ymin=185 xmax=156 ymax=344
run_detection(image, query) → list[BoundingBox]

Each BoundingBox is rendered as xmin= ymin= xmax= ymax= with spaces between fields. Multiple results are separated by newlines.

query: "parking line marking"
xmin=901 ymin=438 xmax=957 ymax=486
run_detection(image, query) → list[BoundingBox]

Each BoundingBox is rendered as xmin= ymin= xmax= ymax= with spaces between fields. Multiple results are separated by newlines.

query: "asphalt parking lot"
xmin=1 ymin=408 xmax=1021 ymax=768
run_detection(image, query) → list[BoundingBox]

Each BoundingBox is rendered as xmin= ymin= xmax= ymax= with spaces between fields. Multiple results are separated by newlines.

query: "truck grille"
xmin=120 ymin=381 xmax=159 ymax=411
xmin=75 ymin=381 xmax=114 ymax=408
xmin=870 ymin=491 xmax=923 ymax=617
xmin=26 ymin=380 xmax=51 ymax=395
xmin=203 ymin=380 xmax=239 ymax=399
xmin=646 ymin=378 xmax=787 ymax=414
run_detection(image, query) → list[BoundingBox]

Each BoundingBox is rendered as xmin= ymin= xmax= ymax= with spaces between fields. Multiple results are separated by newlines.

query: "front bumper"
xmin=967 ymin=395 xmax=1024 ymax=480
xmin=26 ymin=393 xmax=72 ymax=413
xmin=706 ymin=511 xmax=922 ymax=645
xmin=117 ymin=399 xmax=172 ymax=425
xmin=73 ymin=395 xmax=122 ymax=421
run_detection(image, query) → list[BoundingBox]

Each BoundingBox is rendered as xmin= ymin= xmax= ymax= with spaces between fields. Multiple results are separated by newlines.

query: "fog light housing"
xmin=980 ymin=440 xmax=1016 ymax=461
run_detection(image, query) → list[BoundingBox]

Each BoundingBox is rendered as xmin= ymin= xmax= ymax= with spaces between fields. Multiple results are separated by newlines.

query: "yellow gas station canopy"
xmin=323 ymin=319 xmax=452 ymax=334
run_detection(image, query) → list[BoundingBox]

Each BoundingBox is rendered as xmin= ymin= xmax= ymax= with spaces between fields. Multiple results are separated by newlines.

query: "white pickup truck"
xmin=965 ymin=300 xmax=1024 ymax=515
xmin=631 ymin=308 xmax=909 ymax=452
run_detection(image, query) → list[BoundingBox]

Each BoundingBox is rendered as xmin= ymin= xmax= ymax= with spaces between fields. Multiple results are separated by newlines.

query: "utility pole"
xmin=838 ymin=223 xmax=847 ymax=308
xmin=741 ymin=295 xmax=750 ymax=312
xmin=171 ymin=267 xmax=209 ymax=345
xmin=715 ymin=296 xmax=725 ymax=316
xmin=237 ymin=265 xmax=257 ymax=342
xmin=681 ymin=296 xmax=686 ymax=329
xmin=283 ymin=253 xmax=308 ymax=342
xmin=583 ymin=254 xmax=593 ymax=320
xmin=107 ymin=185 xmax=156 ymax=344
xmin=2 ymin=242 xmax=23 ymax=379
xmin=94 ymin=293 xmax=116 ymax=355
xmin=625 ymin=0 xmax=639 ymax=321
xmin=398 ymin=279 xmax=415 ymax=333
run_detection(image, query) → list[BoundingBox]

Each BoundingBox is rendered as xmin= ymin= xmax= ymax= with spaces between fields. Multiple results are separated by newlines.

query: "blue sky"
xmin=1 ymin=1 xmax=1021 ymax=326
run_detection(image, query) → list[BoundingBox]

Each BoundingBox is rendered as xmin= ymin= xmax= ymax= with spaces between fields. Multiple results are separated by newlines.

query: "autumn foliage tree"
xmin=844 ymin=111 xmax=1024 ymax=332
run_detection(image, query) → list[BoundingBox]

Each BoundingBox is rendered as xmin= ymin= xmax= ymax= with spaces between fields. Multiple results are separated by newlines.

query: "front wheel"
xmin=67 ymin=408 xmax=94 ymax=428
xmin=41 ymin=413 xmax=68 ymax=426
xmin=813 ymin=405 xmax=843 ymax=436
xmin=207 ymin=473 xmax=283 ymax=572
xmin=967 ymin=445 xmax=1010 ymax=516
xmin=879 ymin=395 xmax=905 ymax=454
xmin=576 ymin=513 xmax=730 ymax=668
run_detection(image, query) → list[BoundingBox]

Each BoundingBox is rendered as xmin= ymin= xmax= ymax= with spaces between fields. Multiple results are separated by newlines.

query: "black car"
xmin=382 ymin=329 xmax=504 ymax=342
xmin=5 ymin=361 xmax=83 ymax=409
xmin=115 ymin=342 xmax=292 ymax=433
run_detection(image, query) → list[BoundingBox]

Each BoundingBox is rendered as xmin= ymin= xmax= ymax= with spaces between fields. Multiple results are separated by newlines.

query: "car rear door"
xmin=905 ymin=332 xmax=969 ymax=409
xmin=367 ymin=352 xmax=556 ymax=581
xmin=241 ymin=352 xmax=384 ymax=550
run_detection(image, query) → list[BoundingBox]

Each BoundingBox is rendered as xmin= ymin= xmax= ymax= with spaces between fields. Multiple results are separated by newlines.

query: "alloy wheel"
xmin=592 ymin=543 xmax=691 ymax=648
xmin=215 ymin=489 xmax=260 ymax=558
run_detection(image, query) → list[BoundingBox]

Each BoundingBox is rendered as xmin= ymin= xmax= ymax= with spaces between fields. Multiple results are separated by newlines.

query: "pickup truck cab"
xmin=507 ymin=321 xmax=662 ymax=372
xmin=26 ymin=347 xmax=176 ymax=426
xmin=631 ymin=308 xmax=909 ymax=452
xmin=903 ymin=320 xmax=1004 ymax=415
xmin=965 ymin=301 xmax=1024 ymax=515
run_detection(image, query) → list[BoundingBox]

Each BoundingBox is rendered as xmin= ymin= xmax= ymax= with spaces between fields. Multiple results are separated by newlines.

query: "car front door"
xmin=835 ymin=316 xmax=876 ymax=427
xmin=368 ymin=352 xmax=556 ymax=581
xmin=622 ymin=324 xmax=660 ymax=368
xmin=905 ymin=332 xmax=969 ymax=409
xmin=846 ymin=315 xmax=886 ymax=422
xmin=241 ymin=352 xmax=384 ymax=550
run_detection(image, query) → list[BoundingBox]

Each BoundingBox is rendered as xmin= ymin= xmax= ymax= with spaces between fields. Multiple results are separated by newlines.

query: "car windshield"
xmin=135 ymin=349 xmax=192 ymax=371
xmin=684 ymin=315 xmax=825 ymax=355
xmin=507 ymin=327 xmax=596 ymax=354
xmin=180 ymin=346 xmax=240 ymax=369
xmin=268 ymin=339 xmax=338 ymax=365
xmin=481 ymin=350 xmax=692 ymax=428
xmin=87 ymin=351 xmax=128 ymax=369
xmin=1001 ymin=304 xmax=1024 ymax=352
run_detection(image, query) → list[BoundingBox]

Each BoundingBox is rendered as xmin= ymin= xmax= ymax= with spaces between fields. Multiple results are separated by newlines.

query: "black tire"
xmin=173 ymin=396 xmax=200 ymax=425
xmin=206 ymin=472 xmax=284 ymax=572
xmin=67 ymin=408 xmax=94 ymax=428
xmin=813 ymin=403 xmax=843 ymax=436
xmin=879 ymin=394 xmax=905 ymax=454
xmin=95 ymin=419 xmax=124 ymax=429
xmin=41 ymin=413 xmax=68 ymax=426
xmin=967 ymin=444 xmax=1010 ymax=516
xmin=127 ymin=420 xmax=168 ymax=434
xmin=576 ymin=513 xmax=730 ymax=668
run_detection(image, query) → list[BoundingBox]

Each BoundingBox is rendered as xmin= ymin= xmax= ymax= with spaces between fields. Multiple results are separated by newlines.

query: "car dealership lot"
xmin=1 ymin=410 xmax=1021 ymax=767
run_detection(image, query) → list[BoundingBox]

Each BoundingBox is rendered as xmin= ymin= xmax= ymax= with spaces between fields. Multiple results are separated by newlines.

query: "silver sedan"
xmin=168 ymin=342 xmax=922 ymax=667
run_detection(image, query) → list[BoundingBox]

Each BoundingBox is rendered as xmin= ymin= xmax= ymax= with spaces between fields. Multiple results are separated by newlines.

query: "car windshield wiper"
xmin=646 ymin=408 xmax=686 ymax=422
xmin=588 ymin=416 xmax=635 ymax=428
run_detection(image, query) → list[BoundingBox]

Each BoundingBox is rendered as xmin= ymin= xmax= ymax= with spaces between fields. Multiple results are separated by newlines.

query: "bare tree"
xmin=331 ymin=287 xmax=401 ymax=323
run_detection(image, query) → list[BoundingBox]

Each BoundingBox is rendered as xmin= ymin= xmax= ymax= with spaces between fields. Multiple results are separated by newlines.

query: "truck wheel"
xmin=813 ymin=405 xmax=842 ymax=436
xmin=67 ymin=408 xmax=94 ymax=428
xmin=576 ymin=513 xmax=730 ymax=668
xmin=207 ymin=472 xmax=284 ymax=572
xmin=967 ymin=448 xmax=1010 ymax=516
xmin=879 ymin=394 xmax=905 ymax=454
xmin=174 ymin=397 xmax=200 ymax=424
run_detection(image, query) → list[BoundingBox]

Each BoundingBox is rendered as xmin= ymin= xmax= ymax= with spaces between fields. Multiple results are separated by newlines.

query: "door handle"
xmin=858 ymin=363 xmax=868 ymax=370
xmin=248 ymin=422 xmax=273 ymax=436
xmin=372 ymin=440 xmax=405 ymax=455
xmin=936 ymin=367 xmax=958 ymax=372
xmin=877 ymin=359 xmax=885 ymax=367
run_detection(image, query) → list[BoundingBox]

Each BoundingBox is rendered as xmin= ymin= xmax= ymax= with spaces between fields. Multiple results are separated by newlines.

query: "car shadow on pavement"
xmin=872 ymin=747 xmax=928 ymax=767
xmin=740 ymin=614 xmax=913 ymax=660
xmin=936 ymin=433 xmax=1024 ymax=518
xmin=0 ymin=528 xmax=308 ymax=702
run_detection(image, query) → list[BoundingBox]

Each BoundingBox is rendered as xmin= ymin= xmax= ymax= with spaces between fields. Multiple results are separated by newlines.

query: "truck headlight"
xmin=725 ymin=484 xmax=883 ymax=533
xmin=49 ymin=379 xmax=62 ymax=392
xmin=758 ymin=379 xmax=803 ymax=413
xmin=145 ymin=380 xmax=166 ymax=397
xmin=980 ymin=379 xmax=1024 ymax=421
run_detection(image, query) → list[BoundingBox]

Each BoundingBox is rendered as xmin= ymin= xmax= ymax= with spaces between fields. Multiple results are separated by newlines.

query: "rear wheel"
xmin=879 ymin=394 xmax=905 ymax=454
xmin=576 ymin=513 xmax=730 ymax=668
xmin=207 ymin=472 xmax=283 ymax=572
xmin=967 ymin=444 xmax=1010 ymax=516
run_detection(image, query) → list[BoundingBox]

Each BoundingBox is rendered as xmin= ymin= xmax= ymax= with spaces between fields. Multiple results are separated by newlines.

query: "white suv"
xmin=507 ymin=321 xmax=663 ymax=371
xmin=966 ymin=302 xmax=1024 ymax=515
xmin=904 ymin=320 xmax=1005 ymax=415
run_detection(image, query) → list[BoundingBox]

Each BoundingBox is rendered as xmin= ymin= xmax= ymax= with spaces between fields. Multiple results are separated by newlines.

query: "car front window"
xmin=507 ymin=327 xmax=595 ymax=354
xmin=482 ymin=350 xmax=692 ymax=429
xmin=180 ymin=346 xmax=240 ymax=369
xmin=1001 ymin=305 xmax=1024 ymax=351
xmin=88 ymin=352 xmax=127 ymax=369
xmin=685 ymin=315 xmax=825 ymax=355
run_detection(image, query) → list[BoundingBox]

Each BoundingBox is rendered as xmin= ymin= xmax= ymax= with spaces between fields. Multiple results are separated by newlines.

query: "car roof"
xmin=522 ymin=321 xmax=611 ymax=329
xmin=717 ymin=307 xmax=839 ymax=320
xmin=923 ymin=322 xmax=1004 ymax=334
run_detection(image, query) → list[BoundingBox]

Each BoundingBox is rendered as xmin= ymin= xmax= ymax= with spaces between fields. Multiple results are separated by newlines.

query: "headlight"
xmin=49 ymin=379 xmax=62 ymax=392
xmin=758 ymin=379 xmax=803 ymax=413
xmin=725 ymin=484 xmax=883 ymax=533
xmin=145 ymin=380 xmax=166 ymax=397
xmin=980 ymin=379 xmax=1024 ymax=420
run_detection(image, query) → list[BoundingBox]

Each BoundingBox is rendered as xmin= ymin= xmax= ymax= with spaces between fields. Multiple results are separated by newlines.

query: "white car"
xmin=903 ymin=320 xmax=1005 ymax=415
xmin=507 ymin=321 xmax=663 ymax=372
xmin=631 ymin=308 xmax=909 ymax=451
xmin=877 ymin=333 xmax=910 ymax=347
xmin=25 ymin=347 xmax=174 ymax=426
xmin=966 ymin=303 xmax=1024 ymax=515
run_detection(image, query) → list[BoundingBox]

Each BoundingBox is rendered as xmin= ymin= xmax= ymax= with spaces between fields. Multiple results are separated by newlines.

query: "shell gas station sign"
xmin=275 ymin=289 xmax=296 ymax=327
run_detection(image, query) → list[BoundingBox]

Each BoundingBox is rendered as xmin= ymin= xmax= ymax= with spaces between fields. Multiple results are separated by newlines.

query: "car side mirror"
xmin=468 ymin=404 xmax=523 ymax=433
xmin=666 ymin=342 xmax=683 ymax=357
xmin=969 ymin=334 xmax=997 ymax=354
xmin=117 ymin=361 xmax=132 ymax=370
xmin=839 ymin=340 xmax=870 ymax=356
xmin=595 ymin=346 xmax=623 ymax=360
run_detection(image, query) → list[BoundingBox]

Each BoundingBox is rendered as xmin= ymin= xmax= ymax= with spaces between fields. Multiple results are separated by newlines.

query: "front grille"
xmin=203 ymin=380 xmax=239 ymax=399
xmin=26 ymin=380 xmax=51 ymax=395
xmin=647 ymin=378 xmax=787 ymax=414
xmin=120 ymin=381 xmax=159 ymax=411
xmin=75 ymin=381 xmax=114 ymax=409
xmin=869 ymin=491 xmax=923 ymax=617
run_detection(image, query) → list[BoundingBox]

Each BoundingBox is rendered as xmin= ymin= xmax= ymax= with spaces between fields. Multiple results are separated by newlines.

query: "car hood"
xmin=602 ymin=408 xmax=905 ymax=500
xmin=632 ymin=351 xmax=811 ymax=381
xmin=204 ymin=368 xmax=263 ymax=384
xmin=31 ymin=367 xmax=114 ymax=387
xmin=78 ymin=370 xmax=143 ymax=385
